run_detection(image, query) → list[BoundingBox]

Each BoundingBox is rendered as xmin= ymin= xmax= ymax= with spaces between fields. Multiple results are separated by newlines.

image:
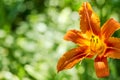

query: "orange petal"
xmin=94 ymin=56 xmax=109 ymax=78
xmin=79 ymin=2 xmax=100 ymax=35
xmin=64 ymin=30 xmax=90 ymax=46
xmin=57 ymin=46 xmax=89 ymax=72
xmin=105 ymin=48 xmax=120 ymax=59
xmin=101 ymin=18 xmax=120 ymax=39
xmin=104 ymin=37 xmax=120 ymax=59
xmin=106 ymin=37 xmax=120 ymax=49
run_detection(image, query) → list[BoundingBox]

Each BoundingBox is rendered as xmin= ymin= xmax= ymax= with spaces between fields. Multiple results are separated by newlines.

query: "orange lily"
xmin=57 ymin=2 xmax=120 ymax=78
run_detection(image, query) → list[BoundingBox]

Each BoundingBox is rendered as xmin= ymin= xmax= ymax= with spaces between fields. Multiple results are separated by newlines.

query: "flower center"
xmin=90 ymin=35 xmax=106 ymax=56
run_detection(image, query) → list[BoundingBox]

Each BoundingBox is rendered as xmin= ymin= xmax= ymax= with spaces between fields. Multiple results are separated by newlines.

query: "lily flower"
xmin=57 ymin=2 xmax=120 ymax=78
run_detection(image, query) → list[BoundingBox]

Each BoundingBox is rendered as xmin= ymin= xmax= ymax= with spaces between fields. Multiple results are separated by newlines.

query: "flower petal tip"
xmin=95 ymin=63 xmax=109 ymax=78
xmin=94 ymin=57 xmax=109 ymax=78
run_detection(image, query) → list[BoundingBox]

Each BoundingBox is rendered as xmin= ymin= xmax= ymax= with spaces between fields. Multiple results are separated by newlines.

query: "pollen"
xmin=90 ymin=35 xmax=106 ymax=56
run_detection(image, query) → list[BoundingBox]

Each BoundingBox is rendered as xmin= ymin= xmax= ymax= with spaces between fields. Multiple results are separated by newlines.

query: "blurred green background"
xmin=0 ymin=0 xmax=120 ymax=80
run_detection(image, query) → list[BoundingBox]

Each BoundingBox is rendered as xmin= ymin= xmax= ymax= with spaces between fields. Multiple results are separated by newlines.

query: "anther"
xmin=91 ymin=35 xmax=94 ymax=38
xmin=96 ymin=39 xmax=98 ymax=43
xmin=93 ymin=39 xmax=95 ymax=42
